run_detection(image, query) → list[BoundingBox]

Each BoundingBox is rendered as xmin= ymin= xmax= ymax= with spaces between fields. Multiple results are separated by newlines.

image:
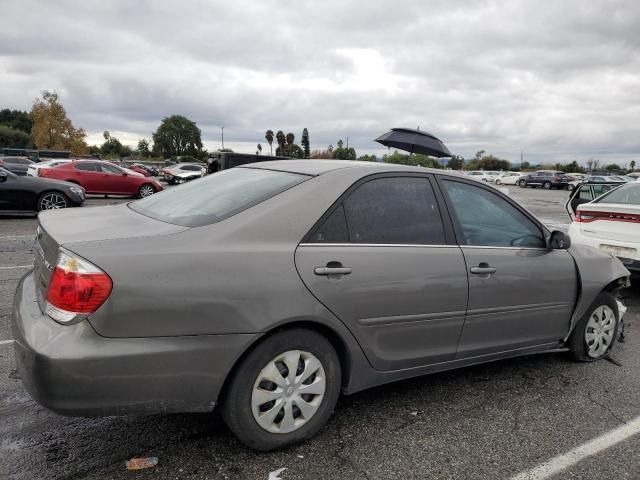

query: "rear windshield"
xmin=594 ymin=184 xmax=640 ymax=205
xmin=130 ymin=167 xmax=308 ymax=227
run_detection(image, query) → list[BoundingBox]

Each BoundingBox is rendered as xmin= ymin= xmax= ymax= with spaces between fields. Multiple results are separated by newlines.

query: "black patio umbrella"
xmin=374 ymin=128 xmax=452 ymax=158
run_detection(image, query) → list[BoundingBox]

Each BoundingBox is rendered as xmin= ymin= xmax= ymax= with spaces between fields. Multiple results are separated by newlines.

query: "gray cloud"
xmin=1 ymin=0 xmax=639 ymax=164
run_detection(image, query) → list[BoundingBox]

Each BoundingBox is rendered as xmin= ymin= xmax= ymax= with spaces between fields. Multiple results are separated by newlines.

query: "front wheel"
xmin=495 ymin=179 xmax=502 ymax=185
xmin=567 ymin=184 xmax=575 ymax=191
xmin=137 ymin=183 xmax=156 ymax=198
xmin=37 ymin=191 xmax=70 ymax=211
xmin=221 ymin=329 xmax=341 ymax=451
xmin=568 ymin=292 xmax=619 ymax=362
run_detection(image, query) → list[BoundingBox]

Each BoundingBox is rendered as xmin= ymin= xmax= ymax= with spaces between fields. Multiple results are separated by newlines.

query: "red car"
xmin=127 ymin=165 xmax=151 ymax=177
xmin=42 ymin=160 xmax=163 ymax=198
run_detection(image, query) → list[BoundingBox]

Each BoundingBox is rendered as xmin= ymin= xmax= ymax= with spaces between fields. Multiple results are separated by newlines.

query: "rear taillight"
xmin=0 ymin=159 xmax=4 ymax=166
xmin=38 ymin=168 xmax=46 ymax=177
xmin=45 ymin=249 xmax=112 ymax=324
xmin=576 ymin=210 xmax=640 ymax=223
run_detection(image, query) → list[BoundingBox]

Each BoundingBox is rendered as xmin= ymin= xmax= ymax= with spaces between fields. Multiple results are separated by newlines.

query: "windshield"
xmin=594 ymin=183 xmax=640 ymax=205
xmin=130 ymin=167 xmax=308 ymax=227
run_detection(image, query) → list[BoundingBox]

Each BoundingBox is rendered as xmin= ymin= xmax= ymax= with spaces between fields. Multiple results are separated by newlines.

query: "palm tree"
xmin=286 ymin=132 xmax=295 ymax=157
xmin=257 ymin=143 xmax=262 ymax=155
xmin=265 ymin=130 xmax=274 ymax=155
xmin=631 ymin=160 xmax=636 ymax=172
xmin=276 ymin=130 xmax=285 ymax=156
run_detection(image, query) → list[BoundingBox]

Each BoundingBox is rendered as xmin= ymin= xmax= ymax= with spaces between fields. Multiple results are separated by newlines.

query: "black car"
xmin=0 ymin=167 xmax=85 ymax=214
xmin=519 ymin=170 xmax=570 ymax=189
xmin=0 ymin=156 xmax=36 ymax=176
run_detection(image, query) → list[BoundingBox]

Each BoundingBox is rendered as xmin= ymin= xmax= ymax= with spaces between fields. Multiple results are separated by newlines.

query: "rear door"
xmin=295 ymin=174 xmax=469 ymax=371
xmin=438 ymin=178 xmax=578 ymax=357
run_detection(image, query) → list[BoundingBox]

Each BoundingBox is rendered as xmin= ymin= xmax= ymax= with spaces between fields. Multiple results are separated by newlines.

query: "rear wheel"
xmin=222 ymin=329 xmax=341 ymax=451
xmin=495 ymin=179 xmax=502 ymax=185
xmin=519 ymin=180 xmax=527 ymax=188
xmin=37 ymin=191 xmax=70 ymax=211
xmin=138 ymin=184 xmax=156 ymax=198
xmin=568 ymin=292 xmax=619 ymax=362
xmin=567 ymin=184 xmax=575 ymax=191
xmin=543 ymin=181 xmax=552 ymax=189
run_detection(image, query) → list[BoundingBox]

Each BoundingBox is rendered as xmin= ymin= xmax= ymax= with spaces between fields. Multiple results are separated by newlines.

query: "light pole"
xmin=221 ymin=126 xmax=225 ymax=150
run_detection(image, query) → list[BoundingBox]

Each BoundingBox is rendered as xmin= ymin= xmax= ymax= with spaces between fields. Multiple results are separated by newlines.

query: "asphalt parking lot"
xmin=1 ymin=185 xmax=639 ymax=480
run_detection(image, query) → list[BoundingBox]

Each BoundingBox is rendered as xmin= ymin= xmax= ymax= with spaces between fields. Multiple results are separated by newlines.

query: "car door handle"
xmin=470 ymin=264 xmax=496 ymax=275
xmin=314 ymin=264 xmax=352 ymax=276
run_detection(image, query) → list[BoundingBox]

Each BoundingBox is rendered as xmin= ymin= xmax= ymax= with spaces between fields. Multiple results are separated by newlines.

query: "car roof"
xmin=238 ymin=159 xmax=448 ymax=176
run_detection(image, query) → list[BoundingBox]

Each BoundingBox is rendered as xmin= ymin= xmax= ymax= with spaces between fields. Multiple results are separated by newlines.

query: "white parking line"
xmin=510 ymin=415 xmax=640 ymax=480
xmin=0 ymin=235 xmax=34 ymax=239
xmin=0 ymin=339 xmax=14 ymax=346
xmin=0 ymin=265 xmax=32 ymax=270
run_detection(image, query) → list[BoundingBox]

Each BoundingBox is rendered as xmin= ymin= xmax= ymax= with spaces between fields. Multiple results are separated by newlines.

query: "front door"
xmin=295 ymin=174 xmax=469 ymax=371
xmin=438 ymin=178 xmax=578 ymax=358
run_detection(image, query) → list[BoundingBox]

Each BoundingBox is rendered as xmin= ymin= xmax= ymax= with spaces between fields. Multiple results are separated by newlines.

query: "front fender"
xmin=565 ymin=244 xmax=630 ymax=339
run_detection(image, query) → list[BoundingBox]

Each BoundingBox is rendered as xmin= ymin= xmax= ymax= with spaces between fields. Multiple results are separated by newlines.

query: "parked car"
xmin=568 ymin=182 xmax=640 ymax=272
xmin=485 ymin=171 xmax=502 ymax=182
xmin=494 ymin=172 xmax=522 ymax=185
xmin=465 ymin=170 xmax=492 ymax=182
xmin=130 ymin=163 xmax=159 ymax=177
xmin=127 ymin=164 xmax=151 ymax=177
xmin=0 ymin=156 xmax=35 ymax=176
xmin=27 ymin=159 xmax=73 ymax=177
xmin=162 ymin=163 xmax=206 ymax=184
xmin=13 ymin=160 xmax=630 ymax=451
xmin=566 ymin=173 xmax=586 ymax=181
xmin=519 ymin=170 xmax=570 ymax=189
xmin=0 ymin=166 xmax=84 ymax=214
xmin=565 ymin=181 xmax=626 ymax=218
xmin=42 ymin=160 xmax=162 ymax=198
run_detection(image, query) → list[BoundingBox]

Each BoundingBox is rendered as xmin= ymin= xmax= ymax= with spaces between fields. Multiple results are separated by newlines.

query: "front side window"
xmin=131 ymin=167 xmax=307 ymax=227
xmin=442 ymin=180 xmax=545 ymax=248
xmin=341 ymin=176 xmax=446 ymax=245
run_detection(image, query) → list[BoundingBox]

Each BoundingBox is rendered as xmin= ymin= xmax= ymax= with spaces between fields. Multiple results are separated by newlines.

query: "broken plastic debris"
xmin=126 ymin=457 xmax=158 ymax=470
xmin=268 ymin=467 xmax=287 ymax=479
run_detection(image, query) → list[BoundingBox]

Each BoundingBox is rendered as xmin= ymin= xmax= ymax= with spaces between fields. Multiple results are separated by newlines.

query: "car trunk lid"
xmin=33 ymin=204 xmax=188 ymax=309
xmin=576 ymin=203 xmax=640 ymax=242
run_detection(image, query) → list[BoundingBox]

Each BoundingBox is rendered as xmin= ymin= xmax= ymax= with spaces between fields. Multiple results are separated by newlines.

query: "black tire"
xmin=567 ymin=184 xmax=575 ymax=191
xmin=221 ymin=329 xmax=341 ymax=451
xmin=568 ymin=292 xmax=619 ymax=362
xmin=543 ymin=181 xmax=552 ymax=189
xmin=495 ymin=179 xmax=502 ymax=185
xmin=37 ymin=191 xmax=70 ymax=211
xmin=137 ymin=183 xmax=156 ymax=198
xmin=519 ymin=180 xmax=527 ymax=188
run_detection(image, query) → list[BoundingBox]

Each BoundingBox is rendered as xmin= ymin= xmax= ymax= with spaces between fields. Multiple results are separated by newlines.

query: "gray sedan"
xmin=12 ymin=160 xmax=630 ymax=451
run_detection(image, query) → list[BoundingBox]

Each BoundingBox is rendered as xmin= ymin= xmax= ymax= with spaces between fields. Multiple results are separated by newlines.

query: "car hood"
xmin=38 ymin=202 xmax=188 ymax=245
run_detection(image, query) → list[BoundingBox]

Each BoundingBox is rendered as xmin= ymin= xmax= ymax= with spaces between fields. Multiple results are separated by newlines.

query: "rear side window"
xmin=342 ymin=177 xmax=446 ymax=245
xmin=578 ymin=186 xmax=593 ymax=200
xmin=131 ymin=167 xmax=307 ymax=227
xmin=309 ymin=205 xmax=349 ymax=243
xmin=100 ymin=164 xmax=122 ymax=174
xmin=75 ymin=163 xmax=99 ymax=172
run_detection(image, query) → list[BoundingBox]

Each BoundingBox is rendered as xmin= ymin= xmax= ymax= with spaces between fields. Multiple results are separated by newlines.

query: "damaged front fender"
xmin=566 ymin=244 xmax=631 ymax=340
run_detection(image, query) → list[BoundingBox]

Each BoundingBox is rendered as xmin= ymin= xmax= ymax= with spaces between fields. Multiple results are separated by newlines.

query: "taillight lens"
xmin=576 ymin=210 xmax=640 ymax=223
xmin=45 ymin=249 xmax=112 ymax=324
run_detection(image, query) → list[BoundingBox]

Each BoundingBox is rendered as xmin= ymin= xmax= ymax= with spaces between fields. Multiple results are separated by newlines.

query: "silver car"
xmin=12 ymin=160 xmax=630 ymax=451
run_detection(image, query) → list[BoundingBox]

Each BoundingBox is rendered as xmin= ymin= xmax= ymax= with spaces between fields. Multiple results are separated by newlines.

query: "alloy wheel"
xmin=585 ymin=305 xmax=616 ymax=358
xmin=139 ymin=184 xmax=155 ymax=197
xmin=39 ymin=192 xmax=68 ymax=210
xmin=251 ymin=350 xmax=326 ymax=434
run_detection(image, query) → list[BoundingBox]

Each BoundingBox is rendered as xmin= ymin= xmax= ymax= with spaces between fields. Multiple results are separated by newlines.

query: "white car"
xmin=465 ymin=171 xmax=492 ymax=182
xmin=26 ymin=159 xmax=72 ymax=177
xmin=495 ymin=172 xmax=523 ymax=185
xmin=568 ymin=182 xmax=640 ymax=272
xmin=163 ymin=163 xmax=206 ymax=184
xmin=485 ymin=171 xmax=502 ymax=182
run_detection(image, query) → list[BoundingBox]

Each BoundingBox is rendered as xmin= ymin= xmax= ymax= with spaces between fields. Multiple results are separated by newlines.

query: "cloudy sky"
xmin=1 ymin=0 xmax=639 ymax=164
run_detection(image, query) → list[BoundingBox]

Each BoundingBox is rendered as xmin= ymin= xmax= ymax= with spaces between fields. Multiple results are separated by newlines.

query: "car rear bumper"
xmin=568 ymin=225 xmax=640 ymax=270
xmin=12 ymin=271 xmax=260 ymax=416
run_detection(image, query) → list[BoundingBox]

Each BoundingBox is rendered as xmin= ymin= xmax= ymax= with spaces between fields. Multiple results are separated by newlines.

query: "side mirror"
xmin=0 ymin=171 xmax=7 ymax=183
xmin=550 ymin=230 xmax=571 ymax=249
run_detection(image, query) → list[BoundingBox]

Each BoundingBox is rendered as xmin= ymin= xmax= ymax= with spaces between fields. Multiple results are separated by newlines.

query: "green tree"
xmin=285 ymin=132 xmax=295 ymax=156
xmin=476 ymin=155 xmax=510 ymax=171
xmin=605 ymin=163 xmax=621 ymax=171
xmin=137 ymin=138 xmax=151 ymax=158
xmin=447 ymin=155 xmax=464 ymax=170
xmin=560 ymin=160 xmax=584 ymax=173
xmin=30 ymin=90 xmax=87 ymax=155
xmin=301 ymin=128 xmax=310 ymax=158
xmin=0 ymin=109 xmax=32 ymax=133
xmin=152 ymin=115 xmax=203 ymax=158
xmin=630 ymin=160 xmax=636 ymax=171
xmin=275 ymin=130 xmax=286 ymax=156
xmin=474 ymin=150 xmax=485 ymax=162
xmin=257 ymin=143 xmax=262 ymax=155
xmin=358 ymin=154 xmax=378 ymax=162
xmin=0 ymin=125 xmax=31 ymax=148
xmin=332 ymin=139 xmax=357 ymax=160
xmin=265 ymin=130 xmax=274 ymax=155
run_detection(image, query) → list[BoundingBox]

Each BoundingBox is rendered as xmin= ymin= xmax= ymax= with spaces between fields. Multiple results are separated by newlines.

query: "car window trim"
xmin=300 ymin=172 xmax=457 ymax=246
xmin=434 ymin=175 xmax=550 ymax=248
xmin=299 ymin=243 xmax=458 ymax=248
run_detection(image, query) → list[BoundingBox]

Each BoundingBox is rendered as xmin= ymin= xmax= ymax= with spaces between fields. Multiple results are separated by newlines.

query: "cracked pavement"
xmin=1 ymin=187 xmax=639 ymax=479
